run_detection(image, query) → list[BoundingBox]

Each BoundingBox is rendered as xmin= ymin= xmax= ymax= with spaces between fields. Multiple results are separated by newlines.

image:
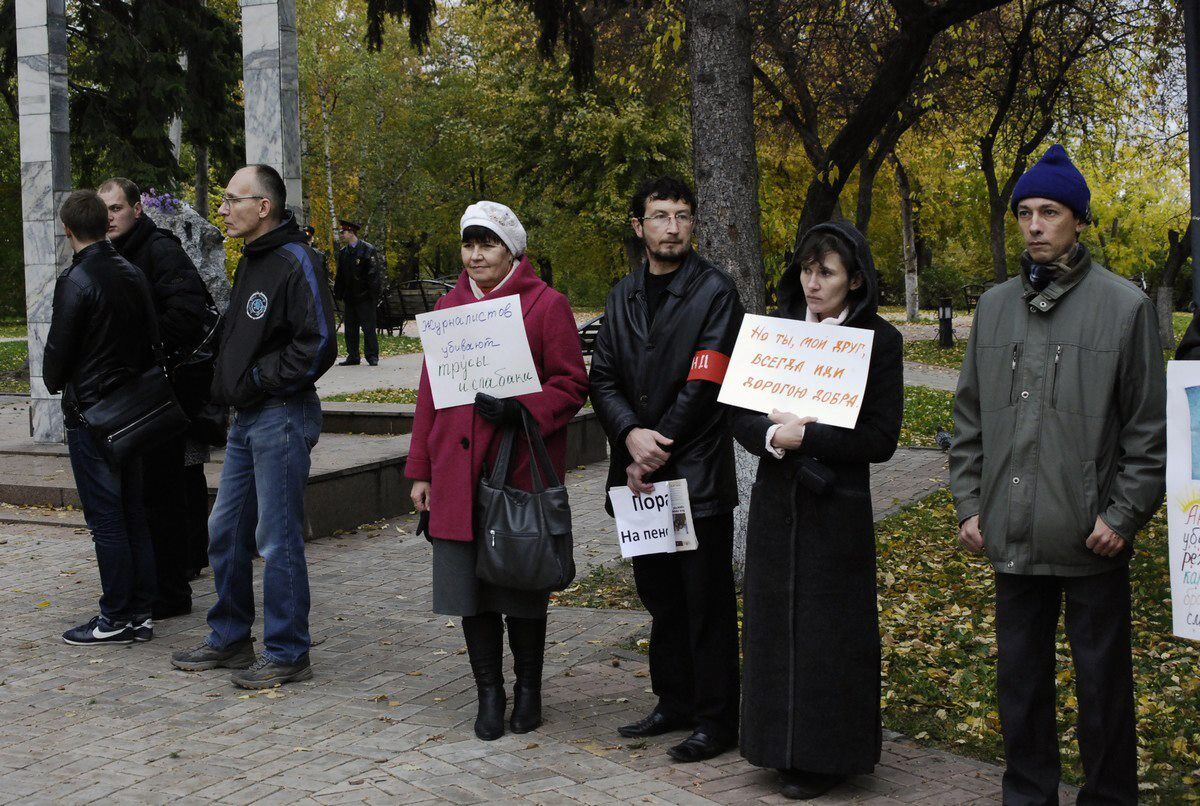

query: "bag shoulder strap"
xmin=520 ymin=408 xmax=561 ymax=491
xmin=488 ymin=422 xmax=518 ymax=486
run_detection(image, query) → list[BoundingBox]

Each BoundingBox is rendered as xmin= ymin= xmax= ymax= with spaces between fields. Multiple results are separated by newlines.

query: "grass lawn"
xmin=0 ymin=340 xmax=29 ymax=393
xmin=335 ymin=332 xmax=422 ymax=358
xmin=322 ymin=387 xmax=419 ymax=404
xmin=0 ymin=318 xmax=26 ymax=339
xmin=903 ymin=338 xmax=967 ymax=369
xmin=556 ymin=491 xmax=1198 ymax=802
xmin=901 ymin=385 xmax=954 ymax=448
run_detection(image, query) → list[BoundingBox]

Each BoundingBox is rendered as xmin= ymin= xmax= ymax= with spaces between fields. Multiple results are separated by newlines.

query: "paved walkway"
xmin=0 ymin=450 xmax=1072 ymax=805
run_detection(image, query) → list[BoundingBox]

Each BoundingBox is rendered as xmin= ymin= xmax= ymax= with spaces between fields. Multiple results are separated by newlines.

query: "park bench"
xmin=578 ymin=313 xmax=604 ymax=358
xmin=376 ymin=278 xmax=453 ymax=335
xmin=962 ymin=282 xmax=995 ymax=313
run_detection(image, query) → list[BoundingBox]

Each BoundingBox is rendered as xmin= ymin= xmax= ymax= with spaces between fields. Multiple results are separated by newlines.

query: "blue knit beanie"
xmin=1010 ymin=144 xmax=1091 ymax=221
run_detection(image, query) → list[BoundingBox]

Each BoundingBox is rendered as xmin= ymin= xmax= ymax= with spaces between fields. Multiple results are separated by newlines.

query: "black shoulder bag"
xmin=475 ymin=407 xmax=576 ymax=592
xmin=76 ymin=285 xmax=190 ymax=464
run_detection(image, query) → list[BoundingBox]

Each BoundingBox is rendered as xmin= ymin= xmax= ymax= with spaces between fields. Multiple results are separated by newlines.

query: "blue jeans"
xmin=66 ymin=426 xmax=156 ymax=622
xmin=206 ymin=391 xmax=321 ymax=664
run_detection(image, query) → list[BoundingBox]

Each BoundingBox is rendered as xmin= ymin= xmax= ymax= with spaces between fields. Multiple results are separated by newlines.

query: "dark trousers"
xmin=632 ymin=513 xmax=740 ymax=743
xmin=142 ymin=435 xmax=192 ymax=615
xmin=343 ymin=297 xmax=379 ymax=362
xmin=182 ymin=462 xmax=210 ymax=573
xmin=995 ymin=567 xmax=1137 ymax=806
xmin=66 ymin=426 xmax=156 ymax=622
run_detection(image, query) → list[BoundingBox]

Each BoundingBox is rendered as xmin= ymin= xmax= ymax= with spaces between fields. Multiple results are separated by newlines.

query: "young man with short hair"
xmin=99 ymin=176 xmax=208 ymax=620
xmin=333 ymin=219 xmax=382 ymax=366
xmin=44 ymin=190 xmax=158 ymax=645
xmin=171 ymin=164 xmax=336 ymax=688
xmin=951 ymin=144 xmax=1165 ymax=804
xmin=590 ymin=176 xmax=744 ymax=762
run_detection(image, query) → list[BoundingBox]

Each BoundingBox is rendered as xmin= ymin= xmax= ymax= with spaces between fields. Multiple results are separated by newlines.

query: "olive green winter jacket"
xmin=949 ymin=244 xmax=1165 ymax=576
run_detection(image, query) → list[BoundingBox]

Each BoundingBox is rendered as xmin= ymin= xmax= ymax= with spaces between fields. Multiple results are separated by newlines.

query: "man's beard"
xmin=647 ymin=241 xmax=689 ymax=263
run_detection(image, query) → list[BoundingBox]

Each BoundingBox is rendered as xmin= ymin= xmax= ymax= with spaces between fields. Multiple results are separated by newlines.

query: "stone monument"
xmin=15 ymin=0 xmax=303 ymax=442
xmin=143 ymin=198 xmax=231 ymax=313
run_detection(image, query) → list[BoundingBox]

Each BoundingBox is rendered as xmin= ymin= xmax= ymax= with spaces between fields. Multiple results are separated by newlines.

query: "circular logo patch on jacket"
xmin=246 ymin=292 xmax=268 ymax=320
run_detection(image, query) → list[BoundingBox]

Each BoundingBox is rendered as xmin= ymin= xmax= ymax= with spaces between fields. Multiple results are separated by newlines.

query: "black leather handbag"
xmin=79 ymin=363 xmax=190 ymax=465
xmin=475 ymin=407 xmax=576 ymax=592
xmin=77 ymin=289 xmax=190 ymax=464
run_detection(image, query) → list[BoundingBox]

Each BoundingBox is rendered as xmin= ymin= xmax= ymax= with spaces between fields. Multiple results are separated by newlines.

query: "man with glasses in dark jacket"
xmin=45 ymin=190 xmax=158 ymax=646
xmin=99 ymin=176 xmax=208 ymax=620
xmin=171 ymin=164 xmax=336 ymax=689
xmin=590 ymin=176 xmax=744 ymax=763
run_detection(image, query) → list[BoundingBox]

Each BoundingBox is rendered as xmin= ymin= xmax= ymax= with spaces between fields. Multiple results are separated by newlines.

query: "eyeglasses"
xmin=639 ymin=212 xmax=694 ymax=229
xmin=219 ymin=195 xmax=265 ymax=207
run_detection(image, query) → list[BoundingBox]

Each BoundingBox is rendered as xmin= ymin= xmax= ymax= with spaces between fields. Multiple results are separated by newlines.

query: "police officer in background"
xmin=333 ymin=219 xmax=382 ymax=366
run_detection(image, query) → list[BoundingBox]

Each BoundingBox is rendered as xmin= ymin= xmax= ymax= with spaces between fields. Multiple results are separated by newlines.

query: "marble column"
xmin=241 ymin=0 xmax=303 ymax=220
xmin=16 ymin=0 xmax=71 ymax=443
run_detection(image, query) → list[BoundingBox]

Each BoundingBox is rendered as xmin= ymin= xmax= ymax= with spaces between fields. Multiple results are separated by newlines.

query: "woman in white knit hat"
xmin=405 ymin=201 xmax=589 ymax=740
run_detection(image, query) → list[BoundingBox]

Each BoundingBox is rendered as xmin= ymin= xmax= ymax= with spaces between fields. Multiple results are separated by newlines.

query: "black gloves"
xmin=474 ymin=393 xmax=524 ymax=426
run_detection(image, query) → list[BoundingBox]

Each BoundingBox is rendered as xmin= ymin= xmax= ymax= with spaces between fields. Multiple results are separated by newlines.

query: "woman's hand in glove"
xmin=474 ymin=392 xmax=523 ymax=425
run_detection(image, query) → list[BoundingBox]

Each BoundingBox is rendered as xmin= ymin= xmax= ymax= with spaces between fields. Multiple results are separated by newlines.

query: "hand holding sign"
xmin=416 ymin=296 xmax=543 ymax=409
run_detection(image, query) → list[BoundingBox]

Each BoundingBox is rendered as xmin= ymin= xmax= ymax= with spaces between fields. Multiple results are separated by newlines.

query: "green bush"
xmin=917 ymin=263 xmax=967 ymax=310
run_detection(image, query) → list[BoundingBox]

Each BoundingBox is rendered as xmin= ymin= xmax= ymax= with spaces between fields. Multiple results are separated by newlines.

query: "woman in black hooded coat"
xmin=734 ymin=220 xmax=903 ymax=799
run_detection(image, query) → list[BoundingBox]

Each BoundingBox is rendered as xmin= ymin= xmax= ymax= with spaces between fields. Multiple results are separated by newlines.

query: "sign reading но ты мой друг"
xmin=1164 ymin=361 xmax=1200 ymax=641
xmin=717 ymin=314 xmax=875 ymax=430
xmin=416 ymin=295 xmax=543 ymax=410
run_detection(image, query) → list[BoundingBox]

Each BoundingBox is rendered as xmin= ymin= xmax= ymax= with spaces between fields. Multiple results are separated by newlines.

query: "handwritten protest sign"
xmin=609 ymin=480 xmax=697 ymax=558
xmin=1165 ymin=361 xmax=1200 ymax=641
xmin=416 ymin=295 xmax=542 ymax=409
xmin=717 ymin=314 xmax=875 ymax=429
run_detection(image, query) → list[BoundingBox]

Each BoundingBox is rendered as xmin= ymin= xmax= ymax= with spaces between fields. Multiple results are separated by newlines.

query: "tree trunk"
xmin=538 ymin=257 xmax=554 ymax=288
xmin=319 ymin=88 xmax=338 ymax=256
xmin=1157 ymin=225 xmax=1194 ymax=349
xmin=686 ymin=0 xmax=765 ymax=581
xmin=686 ymin=0 xmax=765 ymax=315
xmin=195 ymin=145 xmax=209 ymax=218
xmin=989 ymin=201 xmax=1009 ymax=285
xmin=623 ymin=233 xmax=643 ymax=275
xmin=893 ymin=153 xmax=919 ymax=322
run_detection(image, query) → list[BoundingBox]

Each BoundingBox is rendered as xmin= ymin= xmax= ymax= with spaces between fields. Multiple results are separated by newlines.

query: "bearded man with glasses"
xmin=589 ymin=176 xmax=744 ymax=762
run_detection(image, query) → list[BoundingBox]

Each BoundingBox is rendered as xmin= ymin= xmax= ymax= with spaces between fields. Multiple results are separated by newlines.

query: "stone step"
xmin=0 ymin=408 xmax=608 ymax=538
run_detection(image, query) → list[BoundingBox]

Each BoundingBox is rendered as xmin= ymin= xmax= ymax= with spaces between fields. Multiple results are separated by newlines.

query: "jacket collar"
xmin=627 ymin=249 xmax=700 ymax=300
xmin=444 ymin=256 xmax=547 ymax=317
xmin=111 ymin=213 xmax=156 ymax=257
xmin=1020 ymin=242 xmax=1092 ymax=314
xmin=72 ymin=240 xmax=116 ymax=265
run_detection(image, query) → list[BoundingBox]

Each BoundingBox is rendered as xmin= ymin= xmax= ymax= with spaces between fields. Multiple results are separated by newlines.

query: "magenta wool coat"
xmin=405 ymin=258 xmax=589 ymax=541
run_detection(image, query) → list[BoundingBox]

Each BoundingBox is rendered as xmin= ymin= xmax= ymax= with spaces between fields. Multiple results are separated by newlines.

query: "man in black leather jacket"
xmin=100 ymin=177 xmax=208 ymax=619
xmin=589 ymin=177 xmax=744 ymax=762
xmin=171 ymin=165 xmax=336 ymax=690
xmin=44 ymin=190 xmax=158 ymax=646
xmin=333 ymin=220 xmax=382 ymax=366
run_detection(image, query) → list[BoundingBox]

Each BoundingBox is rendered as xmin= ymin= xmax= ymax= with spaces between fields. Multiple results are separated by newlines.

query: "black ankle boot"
xmin=463 ymin=613 xmax=506 ymax=741
xmin=506 ymin=616 xmax=546 ymax=733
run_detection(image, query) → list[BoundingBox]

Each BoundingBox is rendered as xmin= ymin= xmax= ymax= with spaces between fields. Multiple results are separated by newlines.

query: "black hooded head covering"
xmin=777 ymin=219 xmax=880 ymax=326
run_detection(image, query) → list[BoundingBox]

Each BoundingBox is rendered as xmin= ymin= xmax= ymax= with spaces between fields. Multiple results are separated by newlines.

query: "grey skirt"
xmin=430 ymin=537 xmax=550 ymax=618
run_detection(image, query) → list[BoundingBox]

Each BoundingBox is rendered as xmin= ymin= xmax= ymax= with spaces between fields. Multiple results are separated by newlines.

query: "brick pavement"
xmin=0 ymin=448 xmax=1080 ymax=805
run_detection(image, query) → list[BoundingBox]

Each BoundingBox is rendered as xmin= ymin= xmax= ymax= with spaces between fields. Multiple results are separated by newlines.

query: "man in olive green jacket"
xmin=950 ymin=144 xmax=1164 ymax=806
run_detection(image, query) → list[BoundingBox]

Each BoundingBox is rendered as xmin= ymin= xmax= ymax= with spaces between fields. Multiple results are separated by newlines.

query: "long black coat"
xmin=734 ymin=220 xmax=903 ymax=775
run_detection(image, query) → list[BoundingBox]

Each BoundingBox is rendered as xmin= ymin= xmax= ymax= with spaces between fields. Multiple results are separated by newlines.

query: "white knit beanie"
xmin=460 ymin=201 xmax=527 ymax=257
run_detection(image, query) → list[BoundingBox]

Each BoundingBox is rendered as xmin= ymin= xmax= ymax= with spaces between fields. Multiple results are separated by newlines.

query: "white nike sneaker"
xmin=62 ymin=615 xmax=135 ymax=646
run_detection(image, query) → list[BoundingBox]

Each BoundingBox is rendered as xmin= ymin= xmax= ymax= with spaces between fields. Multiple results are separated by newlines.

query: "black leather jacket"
xmin=589 ymin=251 xmax=744 ymax=518
xmin=43 ymin=241 xmax=156 ymax=420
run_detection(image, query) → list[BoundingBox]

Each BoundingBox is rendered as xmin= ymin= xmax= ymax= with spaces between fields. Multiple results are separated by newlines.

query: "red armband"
xmin=687 ymin=350 xmax=730 ymax=384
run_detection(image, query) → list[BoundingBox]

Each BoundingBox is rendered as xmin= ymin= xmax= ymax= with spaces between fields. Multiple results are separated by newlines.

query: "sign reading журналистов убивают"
xmin=416 ymin=296 xmax=543 ymax=409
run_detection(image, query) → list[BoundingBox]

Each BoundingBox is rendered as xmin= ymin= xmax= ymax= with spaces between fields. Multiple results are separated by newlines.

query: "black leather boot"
xmin=506 ymin=616 xmax=546 ymax=733
xmin=463 ymin=613 xmax=506 ymax=740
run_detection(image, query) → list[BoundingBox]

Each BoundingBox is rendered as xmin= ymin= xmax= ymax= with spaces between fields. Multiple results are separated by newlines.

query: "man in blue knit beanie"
xmin=950 ymin=143 xmax=1165 ymax=804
